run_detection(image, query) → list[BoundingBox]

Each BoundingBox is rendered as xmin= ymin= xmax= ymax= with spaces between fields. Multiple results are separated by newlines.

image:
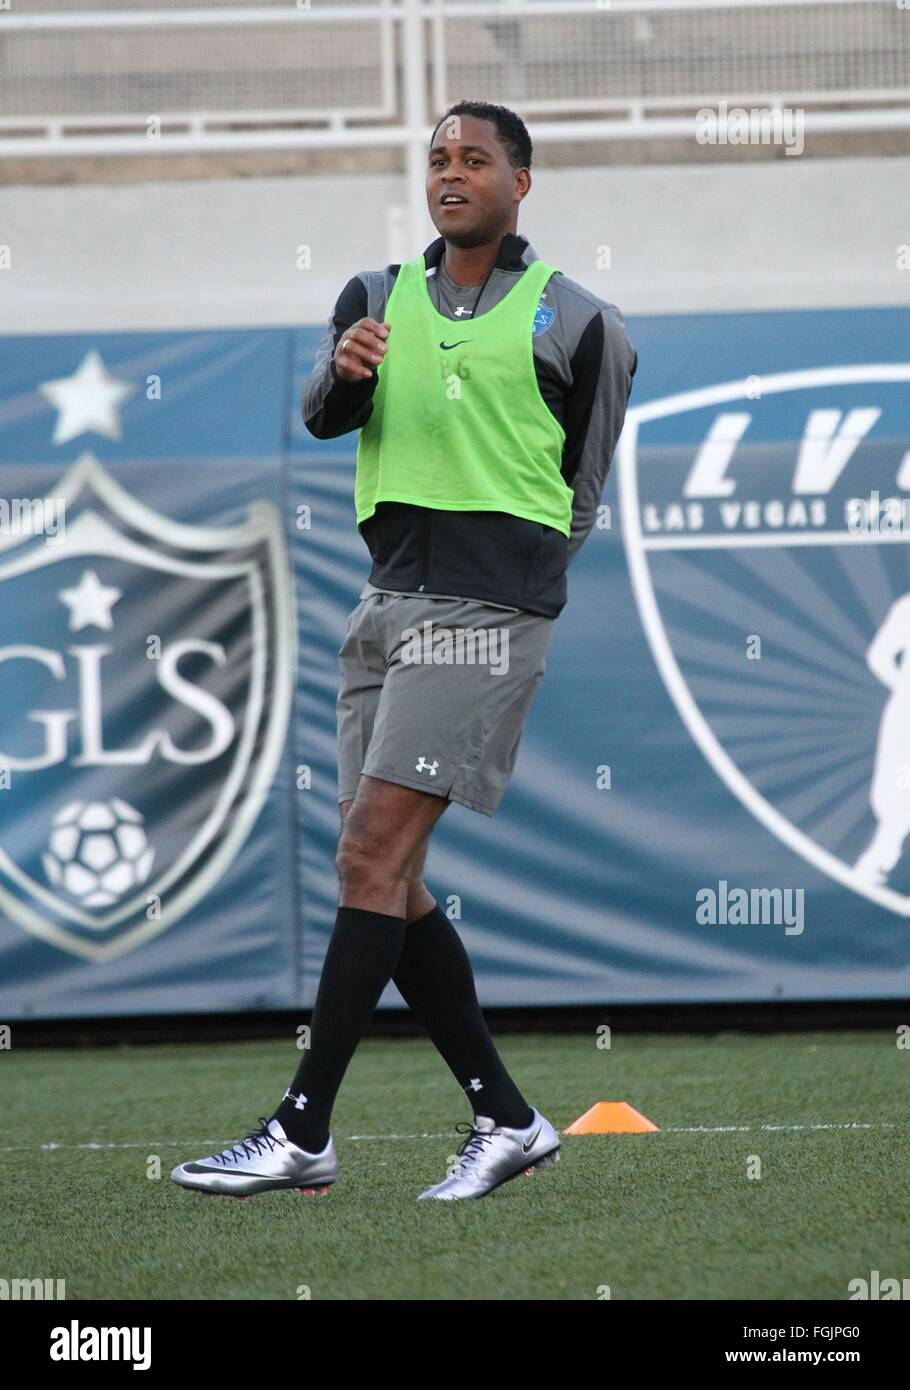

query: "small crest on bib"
xmin=533 ymin=299 xmax=556 ymax=337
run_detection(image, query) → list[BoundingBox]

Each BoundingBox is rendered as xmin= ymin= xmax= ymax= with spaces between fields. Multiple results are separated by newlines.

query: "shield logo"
xmin=0 ymin=453 xmax=295 ymax=960
xmin=618 ymin=364 xmax=910 ymax=917
xmin=533 ymin=299 xmax=556 ymax=337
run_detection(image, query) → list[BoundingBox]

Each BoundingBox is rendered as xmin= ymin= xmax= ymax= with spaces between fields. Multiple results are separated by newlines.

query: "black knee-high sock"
xmin=273 ymin=905 xmax=407 ymax=1151
xmin=392 ymin=902 xmax=534 ymax=1130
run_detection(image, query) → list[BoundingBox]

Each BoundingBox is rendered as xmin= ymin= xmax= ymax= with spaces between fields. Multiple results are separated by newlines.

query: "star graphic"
xmin=59 ymin=569 xmax=122 ymax=631
xmin=39 ymin=350 xmax=135 ymax=445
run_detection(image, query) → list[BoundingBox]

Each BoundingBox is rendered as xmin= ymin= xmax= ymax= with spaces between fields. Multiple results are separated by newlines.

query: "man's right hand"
xmin=333 ymin=318 xmax=391 ymax=382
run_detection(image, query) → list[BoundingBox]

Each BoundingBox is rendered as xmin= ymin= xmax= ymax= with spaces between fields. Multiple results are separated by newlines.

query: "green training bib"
xmin=354 ymin=253 xmax=572 ymax=536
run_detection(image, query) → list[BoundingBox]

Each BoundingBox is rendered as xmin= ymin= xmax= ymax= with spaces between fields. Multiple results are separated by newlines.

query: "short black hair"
xmin=430 ymin=101 xmax=532 ymax=170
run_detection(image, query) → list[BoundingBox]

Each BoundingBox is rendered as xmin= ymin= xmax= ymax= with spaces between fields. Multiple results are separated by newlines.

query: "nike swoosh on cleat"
xmin=521 ymin=1126 xmax=543 ymax=1154
xmin=439 ymin=340 xmax=470 ymax=350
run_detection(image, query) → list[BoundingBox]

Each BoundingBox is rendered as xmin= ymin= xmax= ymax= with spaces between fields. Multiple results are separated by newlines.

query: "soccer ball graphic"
xmin=42 ymin=799 xmax=155 ymax=909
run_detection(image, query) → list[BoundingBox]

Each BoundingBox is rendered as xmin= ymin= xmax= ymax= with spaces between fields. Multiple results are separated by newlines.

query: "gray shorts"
xmin=336 ymin=591 xmax=556 ymax=816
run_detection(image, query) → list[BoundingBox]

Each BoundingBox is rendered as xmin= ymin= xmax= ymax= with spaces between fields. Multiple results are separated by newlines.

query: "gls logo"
xmin=619 ymin=364 xmax=910 ymax=916
xmin=0 ymin=453 xmax=294 ymax=960
xmin=533 ymin=297 xmax=555 ymax=336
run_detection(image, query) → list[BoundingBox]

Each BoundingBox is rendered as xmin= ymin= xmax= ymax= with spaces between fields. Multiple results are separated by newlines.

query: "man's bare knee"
xmin=337 ymin=828 xmax=430 ymax=895
xmin=336 ymin=828 xmax=410 ymax=895
xmin=337 ymin=797 xmax=410 ymax=867
xmin=334 ymin=778 xmax=447 ymax=910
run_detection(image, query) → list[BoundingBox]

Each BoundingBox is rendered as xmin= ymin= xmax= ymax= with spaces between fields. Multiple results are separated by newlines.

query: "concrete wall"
xmin=0 ymin=156 xmax=908 ymax=333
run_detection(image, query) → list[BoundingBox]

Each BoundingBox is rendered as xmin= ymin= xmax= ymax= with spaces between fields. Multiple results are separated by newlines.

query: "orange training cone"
xmin=563 ymin=1101 xmax=659 ymax=1134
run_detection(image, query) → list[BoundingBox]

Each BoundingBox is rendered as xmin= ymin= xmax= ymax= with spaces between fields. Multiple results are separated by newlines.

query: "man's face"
xmin=427 ymin=114 xmax=530 ymax=246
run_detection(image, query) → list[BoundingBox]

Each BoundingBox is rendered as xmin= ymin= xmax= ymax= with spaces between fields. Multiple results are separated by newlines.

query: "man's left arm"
xmin=560 ymin=304 xmax=637 ymax=566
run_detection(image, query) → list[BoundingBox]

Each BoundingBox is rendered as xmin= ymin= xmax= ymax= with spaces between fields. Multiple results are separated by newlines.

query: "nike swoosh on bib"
xmin=439 ymin=339 xmax=470 ymax=350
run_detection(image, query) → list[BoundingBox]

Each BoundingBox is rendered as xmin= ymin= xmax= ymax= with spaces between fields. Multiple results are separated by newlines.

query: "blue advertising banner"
xmin=1 ymin=307 xmax=909 ymax=1017
xmin=0 ymin=333 xmax=298 ymax=1016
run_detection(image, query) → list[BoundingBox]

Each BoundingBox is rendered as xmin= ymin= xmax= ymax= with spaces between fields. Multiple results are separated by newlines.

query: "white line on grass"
xmin=661 ymin=1122 xmax=901 ymax=1134
xmin=1 ymin=1120 xmax=903 ymax=1153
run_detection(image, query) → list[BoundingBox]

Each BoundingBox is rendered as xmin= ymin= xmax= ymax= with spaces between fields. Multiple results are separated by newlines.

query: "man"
xmin=171 ymin=100 xmax=637 ymax=1202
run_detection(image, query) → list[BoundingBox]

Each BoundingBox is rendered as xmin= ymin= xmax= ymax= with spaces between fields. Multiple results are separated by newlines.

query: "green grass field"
xmin=3 ymin=1028 xmax=908 ymax=1301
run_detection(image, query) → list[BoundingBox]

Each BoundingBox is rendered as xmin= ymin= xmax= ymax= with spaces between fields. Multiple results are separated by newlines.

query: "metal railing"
xmin=1 ymin=1 xmax=909 ymax=246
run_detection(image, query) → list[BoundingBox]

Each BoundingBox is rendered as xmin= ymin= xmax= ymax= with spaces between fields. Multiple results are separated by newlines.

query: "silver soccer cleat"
xmin=417 ymin=1108 xmax=561 ymax=1201
xmin=170 ymin=1117 xmax=337 ymax=1199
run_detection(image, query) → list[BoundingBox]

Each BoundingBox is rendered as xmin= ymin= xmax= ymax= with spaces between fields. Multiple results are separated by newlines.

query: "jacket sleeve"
xmin=301 ymin=272 xmax=381 ymax=439
xmin=561 ymin=304 xmax=637 ymax=566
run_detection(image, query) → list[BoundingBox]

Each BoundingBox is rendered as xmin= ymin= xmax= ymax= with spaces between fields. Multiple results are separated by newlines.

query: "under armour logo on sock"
xmin=465 ymin=1078 xmax=483 ymax=1093
xmin=416 ymin=756 xmax=439 ymax=776
xmin=284 ymin=1088 xmax=308 ymax=1110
